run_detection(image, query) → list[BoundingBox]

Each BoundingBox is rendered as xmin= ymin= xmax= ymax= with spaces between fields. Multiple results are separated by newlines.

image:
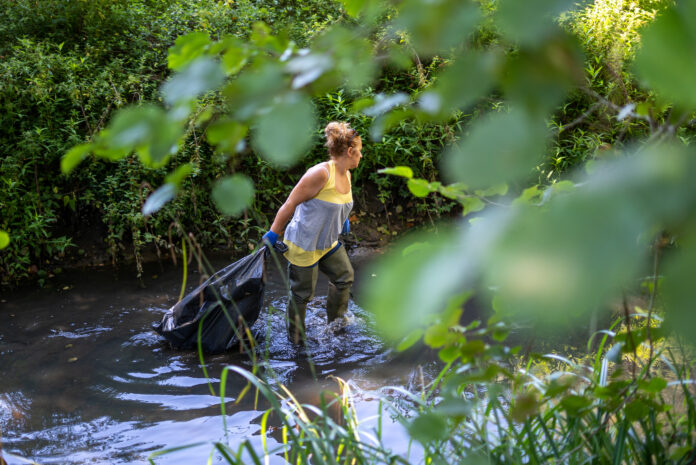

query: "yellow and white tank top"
xmin=283 ymin=160 xmax=353 ymax=267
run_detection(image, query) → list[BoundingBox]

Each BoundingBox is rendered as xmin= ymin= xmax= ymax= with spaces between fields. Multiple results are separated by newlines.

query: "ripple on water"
xmin=48 ymin=325 xmax=112 ymax=339
xmin=4 ymin=411 xmax=281 ymax=465
xmin=0 ymin=392 xmax=31 ymax=429
xmin=158 ymin=376 xmax=219 ymax=388
xmin=122 ymin=330 xmax=162 ymax=348
xmin=3 ymin=282 xmax=402 ymax=465
xmin=251 ymin=298 xmax=386 ymax=368
xmin=115 ymin=393 xmax=234 ymax=410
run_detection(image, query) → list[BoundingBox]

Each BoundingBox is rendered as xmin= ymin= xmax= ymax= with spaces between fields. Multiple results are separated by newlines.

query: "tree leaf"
xmin=624 ymin=399 xmax=651 ymax=422
xmin=460 ymin=197 xmax=485 ymax=216
xmin=442 ymin=108 xmax=548 ymax=189
xmin=559 ymin=394 xmax=592 ymax=416
xmin=0 ymin=231 xmax=9 ymax=250
xmin=482 ymin=144 xmax=696 ymax=329
xmin=212 ymin=174 xmax=255 ymax=217
xmin=512 ymin=185 xmax=542 ymax=206
xmin=107 ymin=105 xmax=160 ymax=149
xmin=224 ymin=61 xmax=288 ymax=121
xmin=475 ymin=183 xmax=508 ymax=197
xmin=407 ymin=178 xmax=431 ymax=197
xmin=252 ymin=93 xmax=315 ymax=167
xmin=103 ymin=105 xmax=183 ymax=167
xmin=339 ymin=0 xmax=368 ymax=17
xmin=496 ymin=0 xmax=576 ymax=46
xmin=361 ymin=228 xmax=477 ymax=341
xmin=250 ymin=22 xmax=286 ymax=53
xmin=408 ymin=413 xmax=449 ymax=444
xmin=394 ymin=0 xmax=481 ymax=56
xmin=142 ymin=183 xmax=177 ymax=216
xmin=485 ymin=196 xmax=646 ymax=328
xmin=61 ymin=143 xmax=92 ymax=174
xmin=663 ymin=232 xmax=696 ymax=339
xmin=165 ymin=163 xmax=194 ymax=187
xmin=168 ymin=32 xmax=211 ymax=71
xmin=207 ymin=118 xmax=249 ymax=153
xmin=434 ymin=397 xmax=473 ymax=418
xmin=314 ymin=27 xmax=376 ymax=91
xmin=362 ymin=93 xmax=409 ymax=117
xmin=438 ymin=345 xmax=460 ymax=363
xmin=638 ymin=377 xmax=667 ymax=394
xmin=633 ymin=3 xmax=696 ymax=109
xmin=396 ymin=329 xmax=423 ymax=351
xmin=162 ymin=57 xmax=225 ymax=106
xmin=419 ymin=51 xmax=498 ymax=119
xmin=424 ymin=323 xmax=451 ymax=348
xmin=501 ymin=37 xmax=583 ymax=113
xmin=286 ymin=53 xmax=333 ymax=89
xmin=378 ymin=166 xmax=414 ymax=179
xmin=510 ymin=392 xmax=540 ymax=422
xmin=438 ymin=183 xmax=468 ymax=200
xmin=221 ymin=40 xmax=250 ymax=75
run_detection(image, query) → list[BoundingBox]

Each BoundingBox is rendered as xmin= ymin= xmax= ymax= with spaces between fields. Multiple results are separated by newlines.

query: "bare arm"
xmin=269 ymin=164 xmax=328 ymax=235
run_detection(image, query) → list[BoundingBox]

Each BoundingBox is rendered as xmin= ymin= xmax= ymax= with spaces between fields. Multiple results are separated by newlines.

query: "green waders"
xmin=287 ymin=243 xmax=354 ymax=344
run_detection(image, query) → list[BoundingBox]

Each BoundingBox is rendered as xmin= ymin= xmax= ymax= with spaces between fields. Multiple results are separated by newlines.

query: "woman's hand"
xmin=261 ymin=230 xmax=278 ymax=246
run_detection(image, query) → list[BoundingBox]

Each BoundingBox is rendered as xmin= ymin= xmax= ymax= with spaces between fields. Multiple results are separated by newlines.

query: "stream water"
xmin=0 ymin=250 xmax=425 ymax=464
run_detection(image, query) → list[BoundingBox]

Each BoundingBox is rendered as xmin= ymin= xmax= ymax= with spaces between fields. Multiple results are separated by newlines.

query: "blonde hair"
xmin=324 ymin=121 xmax=360 ymax=158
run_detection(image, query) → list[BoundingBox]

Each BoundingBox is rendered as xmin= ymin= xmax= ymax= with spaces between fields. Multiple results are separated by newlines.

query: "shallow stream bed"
xmin=0 ymin=249 xmax=424 ymax=464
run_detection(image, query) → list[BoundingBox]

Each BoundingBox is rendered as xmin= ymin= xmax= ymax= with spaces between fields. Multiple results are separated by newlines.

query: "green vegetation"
xmin=3 ymin=0 xmax=696 ymax=463
xmin=172 ymin=313 xmax=694 ymax=465
xmin=0 ymin=0 xmax=451 ymax=286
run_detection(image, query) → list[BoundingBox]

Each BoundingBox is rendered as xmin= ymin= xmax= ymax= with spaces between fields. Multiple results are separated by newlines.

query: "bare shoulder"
xmin=288 ymin=162 xmax=329 ymax=203
xmin=303 ymin=162 xmax=330 ymax=184
xmin=309 ymin=161 xmax=330 ymax=177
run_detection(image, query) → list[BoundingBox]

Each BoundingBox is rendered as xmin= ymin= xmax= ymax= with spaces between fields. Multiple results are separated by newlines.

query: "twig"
xmin=408 ymin=44 xmax=428 ymax=88
xmin=581 ymin=87 xmax=653 ymax=125
xmin=646 ymin=236 xmax=662 ymax=373
xmin=623 ymin=294 xmax=637 ymax=380
xmin=79 ymin=102 xmax=93 ymax=135
xmin=479 ymin=196 xmax=510 ymax=208
xmin=558 ymin=102 xmax=601 ymax=133
xmin=90 ymin=101 xmax=113 ymax=138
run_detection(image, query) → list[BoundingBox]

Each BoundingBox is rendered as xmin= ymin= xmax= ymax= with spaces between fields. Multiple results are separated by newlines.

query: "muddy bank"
xmin=0 ymin=202 xmax=401 ymax=294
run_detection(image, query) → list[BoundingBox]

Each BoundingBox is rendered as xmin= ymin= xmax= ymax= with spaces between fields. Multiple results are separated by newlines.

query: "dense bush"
xmin=0 ymin=0 xmax=349 ymax=284
xmin=0 ymin=0 xmax=463 ymax=285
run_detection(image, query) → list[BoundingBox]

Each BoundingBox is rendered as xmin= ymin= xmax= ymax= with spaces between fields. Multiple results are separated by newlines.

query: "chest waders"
xmin=282 ymin=161 xmax=354 ymax=344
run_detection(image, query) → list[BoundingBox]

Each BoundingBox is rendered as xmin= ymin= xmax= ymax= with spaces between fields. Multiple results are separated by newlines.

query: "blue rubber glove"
xmin=261 ymin=230 xmax=278 ymax=247
xmin=341 ymin=217 xmax=350 ymax=235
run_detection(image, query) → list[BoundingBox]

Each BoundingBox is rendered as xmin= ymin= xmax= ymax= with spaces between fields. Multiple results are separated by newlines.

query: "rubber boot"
xmin=326 ymin=282 xmax=351 ymax=322
xmin=287 ymin=297 xmax=307 ymax=345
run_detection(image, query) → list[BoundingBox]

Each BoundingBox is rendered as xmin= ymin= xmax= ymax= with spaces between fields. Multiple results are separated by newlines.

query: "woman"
xmin=262 ymin=121 xmax=362 ymax=344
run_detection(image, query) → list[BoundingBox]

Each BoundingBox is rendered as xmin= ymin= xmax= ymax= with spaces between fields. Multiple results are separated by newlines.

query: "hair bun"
xmin=324 ymin=121 xmax=346 ymax=139
xmin=325 ymin=121 xmax=359 ymax=157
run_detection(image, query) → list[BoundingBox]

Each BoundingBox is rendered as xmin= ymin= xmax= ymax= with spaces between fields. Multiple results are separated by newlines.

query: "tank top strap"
xmin=324 ymin=160 xmax=336 ymax=192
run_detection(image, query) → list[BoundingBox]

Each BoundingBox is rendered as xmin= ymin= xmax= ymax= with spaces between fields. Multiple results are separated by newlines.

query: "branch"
xmin=557 ymin=102 xmax=601 ymax=133
xmin=581 ymin=87 xmax=653 ymax=125
xmin=646 ymin=236 xmax=662 ymax=373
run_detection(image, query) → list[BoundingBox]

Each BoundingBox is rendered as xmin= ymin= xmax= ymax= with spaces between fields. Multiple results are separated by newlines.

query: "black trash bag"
xmin=153 ymin=246 xmax=267 ymax=353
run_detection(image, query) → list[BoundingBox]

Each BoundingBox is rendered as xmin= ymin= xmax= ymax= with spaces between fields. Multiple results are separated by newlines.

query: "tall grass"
xmin=148 ymin=267 xmax=696 ymax=465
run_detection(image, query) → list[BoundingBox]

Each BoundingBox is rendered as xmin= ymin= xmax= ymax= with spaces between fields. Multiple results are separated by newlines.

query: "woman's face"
xmin=347 ymin=139 xmax=363 ymax=169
